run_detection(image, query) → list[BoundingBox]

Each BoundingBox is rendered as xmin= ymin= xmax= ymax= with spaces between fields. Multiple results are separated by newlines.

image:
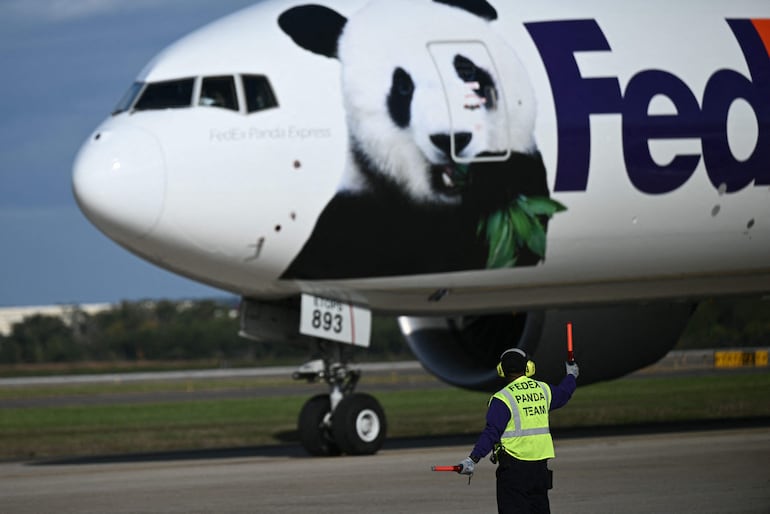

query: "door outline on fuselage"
xmin=427 ymin=40 xmax=511 ymax=164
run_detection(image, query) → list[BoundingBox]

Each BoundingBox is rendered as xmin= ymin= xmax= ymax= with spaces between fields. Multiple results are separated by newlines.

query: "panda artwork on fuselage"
xmin=279 ymin=0 xmax=565 ymax=280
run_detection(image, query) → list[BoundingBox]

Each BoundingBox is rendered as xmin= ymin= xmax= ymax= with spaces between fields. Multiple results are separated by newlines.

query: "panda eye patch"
xmin=388 ymin=67 xmax=414 ymax=128
xmin=393 ymin=67 xmax=414 ymax=96
xmin=453 ymin=55 xmax=477 ymax=82
xmin=453 ymin=54 xmax=497 ymax=110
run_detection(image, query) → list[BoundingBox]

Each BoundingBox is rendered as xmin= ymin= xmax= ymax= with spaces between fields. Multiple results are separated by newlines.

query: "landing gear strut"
xmin=293 ymin=341 xmax=387 ymax=456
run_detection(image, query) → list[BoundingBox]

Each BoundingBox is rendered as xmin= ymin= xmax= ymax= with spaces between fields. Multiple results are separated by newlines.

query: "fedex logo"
xmin=526 ymin=19 xmax=770 ymax=194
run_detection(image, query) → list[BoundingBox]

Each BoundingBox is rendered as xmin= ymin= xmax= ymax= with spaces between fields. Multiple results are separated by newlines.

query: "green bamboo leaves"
xmin=477 ymin=195 xmax=566 ymax=268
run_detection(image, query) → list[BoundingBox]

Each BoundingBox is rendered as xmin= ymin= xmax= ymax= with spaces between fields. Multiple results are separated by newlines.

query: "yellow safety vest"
xmin=492 ymin=376 xmax=555 ymax=461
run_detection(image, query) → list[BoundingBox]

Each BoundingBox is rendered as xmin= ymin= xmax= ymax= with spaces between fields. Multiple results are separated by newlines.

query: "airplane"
xmin=71 ymin=0 xmax=770 ymax=456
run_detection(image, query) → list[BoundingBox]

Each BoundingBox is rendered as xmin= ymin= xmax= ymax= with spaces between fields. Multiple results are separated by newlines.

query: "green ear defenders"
xmin=497 ymin=348 xmax=536 ymax=378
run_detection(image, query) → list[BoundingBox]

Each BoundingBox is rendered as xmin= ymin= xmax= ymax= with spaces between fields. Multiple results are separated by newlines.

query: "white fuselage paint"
xmin=72 ymin=0 xmax=770 ymax=314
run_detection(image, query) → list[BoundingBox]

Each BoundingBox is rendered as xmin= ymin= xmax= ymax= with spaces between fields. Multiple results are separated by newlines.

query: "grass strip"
xmin=1 ymin=373 xmax=768 ymax=460
xmin=550 ymin=372 xmax=770 ymax=427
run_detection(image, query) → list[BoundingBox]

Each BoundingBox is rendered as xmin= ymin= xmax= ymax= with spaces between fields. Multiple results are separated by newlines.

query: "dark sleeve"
xmin=549 ymin=374 xmax=576 ymax=411
xmin=470 ymin=398 xmax=510 ymax=461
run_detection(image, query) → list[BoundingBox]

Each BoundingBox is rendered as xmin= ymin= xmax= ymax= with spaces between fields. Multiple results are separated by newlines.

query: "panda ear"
xmin=434 ymin=0 xmax=498 ymax=21
xmin=278 ymin=5 xmax=347 ymax=58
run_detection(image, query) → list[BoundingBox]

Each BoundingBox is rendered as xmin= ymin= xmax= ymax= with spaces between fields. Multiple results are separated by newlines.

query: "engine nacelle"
xmin=398 ymin=302 xmax=696 ymax=391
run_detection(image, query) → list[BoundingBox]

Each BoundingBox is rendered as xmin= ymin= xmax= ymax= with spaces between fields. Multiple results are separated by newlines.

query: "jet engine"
xmin=399 ymin=301 xmax=696 ymax=391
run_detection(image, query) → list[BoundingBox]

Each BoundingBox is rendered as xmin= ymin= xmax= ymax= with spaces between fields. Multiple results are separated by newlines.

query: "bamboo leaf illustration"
xmin=527 ymin=221 xmax=547 ymax=257
xmin=508 ymin=207 xmax=532 ymax=245
xmin=479 ymin=195 xmax=567 ymax=269
xmin=526 ymin=196 xmax=567 ymax=216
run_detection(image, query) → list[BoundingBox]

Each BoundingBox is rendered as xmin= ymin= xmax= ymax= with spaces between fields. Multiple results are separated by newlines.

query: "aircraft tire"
xmin=331 ymin=392 xmax=387 ymax=455
xmin=298 ymin=394 xmax=341 ymax=457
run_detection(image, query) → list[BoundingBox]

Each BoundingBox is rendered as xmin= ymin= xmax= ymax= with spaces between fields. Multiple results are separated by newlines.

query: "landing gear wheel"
xmin=332 ymin=393 xmax=387 ymax=455
xmin=298 ymin=394 xmax=341 ymax=457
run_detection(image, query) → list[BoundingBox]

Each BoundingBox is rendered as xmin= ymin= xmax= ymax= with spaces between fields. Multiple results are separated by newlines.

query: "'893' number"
xmin=312 ymin=310 xmax=343 ymax=333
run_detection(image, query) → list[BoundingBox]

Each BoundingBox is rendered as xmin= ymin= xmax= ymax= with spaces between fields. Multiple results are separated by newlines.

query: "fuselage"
xmin=72 ymin=0 xmax=770 ymax=314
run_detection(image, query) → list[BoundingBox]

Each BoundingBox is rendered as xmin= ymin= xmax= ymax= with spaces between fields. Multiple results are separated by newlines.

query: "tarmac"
xmin=1 ymin=426 xmax=768 ymax=513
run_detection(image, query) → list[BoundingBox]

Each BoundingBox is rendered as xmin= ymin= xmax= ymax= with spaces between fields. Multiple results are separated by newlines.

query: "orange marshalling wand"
xmin=431 ymin=465 xmax=461 ymax=472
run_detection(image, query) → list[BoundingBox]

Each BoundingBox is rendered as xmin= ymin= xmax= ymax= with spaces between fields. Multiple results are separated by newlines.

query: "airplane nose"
xmin=72 ymin=126 xmax=166 ymax=241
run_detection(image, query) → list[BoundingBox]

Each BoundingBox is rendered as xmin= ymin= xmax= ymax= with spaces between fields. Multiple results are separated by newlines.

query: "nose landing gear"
xmin=293 ymin=342 xmax=387 ymax=456
xmin=331 ymin=393 xmax=386 ymax=455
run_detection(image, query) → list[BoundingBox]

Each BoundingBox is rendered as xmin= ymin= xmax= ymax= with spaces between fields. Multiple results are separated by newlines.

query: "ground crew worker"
xmin=457 ymin=348 xmax=578 ymax=513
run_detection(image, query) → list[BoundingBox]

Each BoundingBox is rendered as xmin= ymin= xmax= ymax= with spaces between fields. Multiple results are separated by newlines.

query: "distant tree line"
xmin=677 ymin=296 xmax=770 ymax=349
xmin=0 ymin=296 xmax=768 ymax=365
xmin=0 ymin=299 xmax=407 ymax=365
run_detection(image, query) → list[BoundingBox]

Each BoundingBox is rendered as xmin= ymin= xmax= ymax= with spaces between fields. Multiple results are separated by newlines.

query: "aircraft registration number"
xmin=299 ymin=294 xmax=371 ymax=347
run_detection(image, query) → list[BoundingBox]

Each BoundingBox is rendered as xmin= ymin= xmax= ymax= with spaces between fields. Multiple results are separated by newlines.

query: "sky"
xmin=0 ymin=0 xmax=260 ymax=307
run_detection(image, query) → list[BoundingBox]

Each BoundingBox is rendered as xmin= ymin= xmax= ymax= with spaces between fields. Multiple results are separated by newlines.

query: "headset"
xmin=497 ymin=348 xmax=536 ymax=378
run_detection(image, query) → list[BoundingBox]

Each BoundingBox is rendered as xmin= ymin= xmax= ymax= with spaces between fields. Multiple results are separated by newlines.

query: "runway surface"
xmin=2 ymin=427 xmax=768 ymax=513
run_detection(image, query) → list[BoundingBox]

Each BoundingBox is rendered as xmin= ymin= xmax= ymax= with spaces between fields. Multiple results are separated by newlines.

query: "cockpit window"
xmin=112 ymin=82 xmax=144 ymax=115
xmin=133 ymin=78 xmax=194 ymax=111
xmin=242 ymin=75 xmax=278 ymax=113
xmin=199 ymin=76 xmax=238 ymax=111
xmin=110 ymin=75 xmax=276 ymax=115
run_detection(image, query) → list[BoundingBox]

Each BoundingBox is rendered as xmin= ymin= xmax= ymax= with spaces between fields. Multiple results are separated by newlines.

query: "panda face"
xmin=387 ymin=55 xmax=499 ymax=138
xmin=279 ymin=0 xmax=537 ymax=204
xmin=380 ymin=54 xmax=505 ymax=201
